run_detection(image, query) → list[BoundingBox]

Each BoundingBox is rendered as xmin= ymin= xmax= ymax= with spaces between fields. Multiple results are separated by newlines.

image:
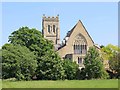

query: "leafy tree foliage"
xmin=100 ymin=44 xmax=119 ymax=60
xmin=84 ymin=47 xmax=109 ymax=79
xmin=37 ymin=50 xmax=65 ymax=80
xmin=109 ymin=52 xmax=120 ymax=78
xmin=63 ymin=59 xmax=79 ymax=80
xmin=8 ymin=27 xmax=54 ymax=56
xmin=9 ymin=27 xmax=43 ymax=48
xmin=2 ymin=44 xmax=37 ymax=80
xmin=100 ymin=44 xmax=120 ymax=78
xmin=8 ymin=27 xmax=65 ymax=80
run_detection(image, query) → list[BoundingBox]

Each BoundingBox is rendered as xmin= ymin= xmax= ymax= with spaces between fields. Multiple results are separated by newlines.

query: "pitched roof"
xmin=65 ymin=20 xmax=94 ymax=44
xmin=79 ymin=20 xmax=94 ymax=44
xmin=58 ymin=20 xmax=94 ymax=50
xmin=66 ymin=24 xmax=77 ymax=37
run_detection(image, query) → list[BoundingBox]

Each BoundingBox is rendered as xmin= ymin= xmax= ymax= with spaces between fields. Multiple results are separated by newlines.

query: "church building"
xmin=42 ymin=15 xmax=99 ymax=68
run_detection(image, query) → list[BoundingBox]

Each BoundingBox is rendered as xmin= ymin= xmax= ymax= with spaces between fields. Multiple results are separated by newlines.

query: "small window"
xmin=85 ymin=45 xmax=87 ymax=50
xmin=78 ymin=57 xmax=82 ymax=64
xmin=48 ymin=25 xmax=50 ymax=33
xmin=53 ymin=25 xmax=55 ymax=33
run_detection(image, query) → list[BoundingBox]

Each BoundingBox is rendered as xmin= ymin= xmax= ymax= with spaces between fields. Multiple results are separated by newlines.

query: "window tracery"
xmin=74 ymin=34 xmax=87 ymax=54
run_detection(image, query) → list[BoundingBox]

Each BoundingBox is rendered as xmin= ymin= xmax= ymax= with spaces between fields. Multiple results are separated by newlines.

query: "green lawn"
xmin=0 ymin=80 xmax=2 ymax=89
xmin=2 ymin=79 xmax=118 ymax=88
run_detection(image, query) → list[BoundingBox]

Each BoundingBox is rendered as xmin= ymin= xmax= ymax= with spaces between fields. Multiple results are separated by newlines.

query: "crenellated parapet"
xmin=42 ymin=14 xmax=59 ymax=22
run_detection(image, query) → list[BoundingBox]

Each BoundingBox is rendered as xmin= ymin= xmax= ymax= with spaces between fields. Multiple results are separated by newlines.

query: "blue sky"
xmin=2 ymin=2 xmax=118 ymax=46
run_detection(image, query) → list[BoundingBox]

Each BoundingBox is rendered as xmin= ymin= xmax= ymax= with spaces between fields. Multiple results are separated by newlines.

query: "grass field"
xmin=2 ymin=79 xmax=118 ymax=88
xmin=0 ymin=79 xmax=2 ymax=89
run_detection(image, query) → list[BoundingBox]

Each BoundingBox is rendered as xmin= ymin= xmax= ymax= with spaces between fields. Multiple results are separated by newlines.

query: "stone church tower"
xmin=42 ymin=15 xmax=60 ymax=49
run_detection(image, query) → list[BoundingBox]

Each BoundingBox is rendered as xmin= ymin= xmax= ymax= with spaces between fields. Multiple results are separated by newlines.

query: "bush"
xmin=77 ymin=68 xmax=86 ymax=80
xmin=63 ymin=59 xmax=79 ymax=80
xmin=36 ymin=50 xmax=65 ymax=80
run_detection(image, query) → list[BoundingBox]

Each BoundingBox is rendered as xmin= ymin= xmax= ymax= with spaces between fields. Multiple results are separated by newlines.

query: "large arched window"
xmin=74 ymin=34 xmax=87 ymax=54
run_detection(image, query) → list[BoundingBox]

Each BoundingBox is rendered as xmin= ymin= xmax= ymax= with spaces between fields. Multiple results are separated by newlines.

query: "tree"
xmin=36 ymin=50 xmax=65 ymax=80
xmin=8 ymin=26 xmax=54 ymax=56
xmin=109 ymin=52 xmax=120 ymax=78
xmin=8 ymin=27 xmax=62 ymax=80
xmin=100 ymin=44 xmax=119 ymax=61
xmin=9 ymin=27 xmax=43 ymax=48
xmin=84 ymin=47 xmax=109 ymax=79
xmin=63 ymin=59 xmax=79 ymax=80
xmin=0 ymin=49 xmax=2 ymax=79
xmin=2 ymin=44 xmax=37 ymax=80
xmin=100 ymin=44 xmax=120 ymax=78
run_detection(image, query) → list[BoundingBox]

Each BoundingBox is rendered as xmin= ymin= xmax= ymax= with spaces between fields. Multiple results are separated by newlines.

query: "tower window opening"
xmin=53 ymin=25 xmax=55 ymax=33
xmin=48 ymin=25 xmax=50 ymax=33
